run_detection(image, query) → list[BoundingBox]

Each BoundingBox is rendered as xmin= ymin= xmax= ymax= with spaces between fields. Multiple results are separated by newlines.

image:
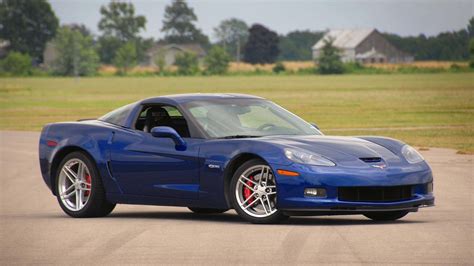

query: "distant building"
xmin=0 ymin=39 xmax=10 ymax=59
xmin=43 ymin=41 xmax=58 ymax=69
xmin=312 ymin=29 xmax=413 ymax=63
xmin=145 ymin=43 xmax=206 ymax=67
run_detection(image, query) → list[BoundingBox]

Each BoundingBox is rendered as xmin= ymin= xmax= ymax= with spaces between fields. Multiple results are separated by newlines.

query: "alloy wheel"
xmin=57 ymin=158 xmax=92 ymax=211
xmin=235 ymin=165 xmax=277 ymax=218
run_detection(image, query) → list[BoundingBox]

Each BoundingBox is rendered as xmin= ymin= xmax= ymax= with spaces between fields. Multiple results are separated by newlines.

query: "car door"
xmin=108 ymin=105 xmax=200 ymax=199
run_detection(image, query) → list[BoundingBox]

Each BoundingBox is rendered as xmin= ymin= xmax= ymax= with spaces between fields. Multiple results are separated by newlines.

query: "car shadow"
xmin=106 ymin=211 xmax=427 ymax=226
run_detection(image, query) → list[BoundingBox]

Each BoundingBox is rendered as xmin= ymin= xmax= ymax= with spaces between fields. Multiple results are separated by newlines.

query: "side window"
xmin=135 ymin=105 xmax=190 ymax=138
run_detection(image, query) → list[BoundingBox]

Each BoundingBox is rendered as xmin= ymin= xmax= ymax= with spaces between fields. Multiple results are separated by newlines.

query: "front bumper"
xmin=272 ymin=161 xmax=435 ymax=213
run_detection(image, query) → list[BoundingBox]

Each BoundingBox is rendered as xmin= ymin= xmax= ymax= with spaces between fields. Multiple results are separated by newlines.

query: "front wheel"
xmin=364 ymin=211 xmax=409 ymax=221
xmin=230 ymin=159 xmax=287 ymax=224
xmin=56 ymin=151 xmax=116 ymax=218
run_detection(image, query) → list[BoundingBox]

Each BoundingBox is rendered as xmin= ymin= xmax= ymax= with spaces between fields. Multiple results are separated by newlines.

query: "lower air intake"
xmin=338 ymin=185 xmax=413 ymax=202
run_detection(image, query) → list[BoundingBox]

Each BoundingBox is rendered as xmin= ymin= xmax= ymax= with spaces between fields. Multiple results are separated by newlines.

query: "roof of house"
xmin=312 ymin=28 xmax=376 ymax=50
xmin=147 ymin=43 xmax=206 ymax=56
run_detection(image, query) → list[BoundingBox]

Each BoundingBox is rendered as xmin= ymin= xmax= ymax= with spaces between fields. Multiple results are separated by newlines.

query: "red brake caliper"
xmin=84 ymin=174 xmax=91 ymax=196
xmin=243 ymin=176 xmax=254 ymax=201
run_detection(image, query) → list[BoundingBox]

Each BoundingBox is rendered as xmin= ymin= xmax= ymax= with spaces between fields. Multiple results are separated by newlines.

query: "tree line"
xmin=0 ymin=0 xmax=473 ymax=76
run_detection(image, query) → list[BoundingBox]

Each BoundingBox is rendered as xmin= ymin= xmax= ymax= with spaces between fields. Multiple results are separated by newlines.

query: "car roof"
xmin=139 ymin=93 xmax=264 ymax=105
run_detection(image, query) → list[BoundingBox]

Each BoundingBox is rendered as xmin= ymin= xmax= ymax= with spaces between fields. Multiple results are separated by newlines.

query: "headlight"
xmin=402 ymin=145 xmax=424 ymax=164
xmin=284 ymin=148 xmax=335 ymax=166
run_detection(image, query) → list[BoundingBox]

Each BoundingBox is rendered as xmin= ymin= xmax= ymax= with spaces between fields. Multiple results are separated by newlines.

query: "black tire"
xmin=55 ymin=151 xmax=116 ymax=218
xmin=363 ymin=211 xmax=409 ymax=221
xmin=230 ymin=159 xmax=288 ymax=224
xmin=188 ymin=207 xmax=228 ymax=214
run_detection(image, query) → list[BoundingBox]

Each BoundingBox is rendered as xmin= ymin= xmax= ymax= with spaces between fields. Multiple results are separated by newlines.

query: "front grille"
xmin=360 ymin=157 xmax=382 ymax=163
xmin=338 ymin=185 xmax=413 ymax=202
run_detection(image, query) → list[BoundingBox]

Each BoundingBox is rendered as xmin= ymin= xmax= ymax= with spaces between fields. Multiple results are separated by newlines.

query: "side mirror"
xmin=310 ymin=123 xmax=320 ymax=130
xmin=151 ymin=126 xmax=187 ymax=151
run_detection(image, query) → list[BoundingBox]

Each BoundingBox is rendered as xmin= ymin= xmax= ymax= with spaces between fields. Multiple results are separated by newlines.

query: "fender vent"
xmin=360 ymin=157 xmax=382 ymax=163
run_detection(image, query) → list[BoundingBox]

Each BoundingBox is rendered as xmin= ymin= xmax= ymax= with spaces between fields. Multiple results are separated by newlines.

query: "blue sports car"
xmin=39 ymin=93 xmax=434 ymax=223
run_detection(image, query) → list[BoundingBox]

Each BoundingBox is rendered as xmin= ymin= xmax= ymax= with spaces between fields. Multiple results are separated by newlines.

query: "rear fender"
xmin=40 ymin=123 xmax=122 ymax=195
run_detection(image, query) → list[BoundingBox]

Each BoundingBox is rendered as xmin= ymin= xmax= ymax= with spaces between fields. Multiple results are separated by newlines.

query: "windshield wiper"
xmin=217 ymin=135 xmax=261 ymax=139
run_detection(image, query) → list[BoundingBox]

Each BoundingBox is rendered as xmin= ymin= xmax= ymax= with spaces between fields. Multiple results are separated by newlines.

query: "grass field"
xmin=0 ymin=73 xmax=473 ymax=153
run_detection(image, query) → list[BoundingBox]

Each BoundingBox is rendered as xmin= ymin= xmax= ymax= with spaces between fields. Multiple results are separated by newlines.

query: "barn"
xmin=312 ymin=28 xmax=413 ymax=63
xmin=145 ymin=43 xmax=206 ymax=67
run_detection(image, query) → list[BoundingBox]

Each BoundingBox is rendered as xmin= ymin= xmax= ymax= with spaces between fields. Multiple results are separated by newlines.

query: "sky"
xmin=49 ymin=0 xmax=473 ymax=41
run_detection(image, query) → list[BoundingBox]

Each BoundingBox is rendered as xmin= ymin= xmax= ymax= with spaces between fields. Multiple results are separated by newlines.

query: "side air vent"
xmin=360 ymin=157 xmax=382 ymax=163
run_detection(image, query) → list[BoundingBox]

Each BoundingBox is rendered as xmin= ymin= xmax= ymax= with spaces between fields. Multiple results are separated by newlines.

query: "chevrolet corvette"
xmin=39 ymin=93 xmax=434 ymax=223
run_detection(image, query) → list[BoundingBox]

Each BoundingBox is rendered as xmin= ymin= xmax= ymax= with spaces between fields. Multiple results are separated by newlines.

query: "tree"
xmin=161 ymin=0 xmax=209 ymax=48
xmin=97 ymin=36 xmax=123 ymax=64
xmin=0 ymin=52 xmax=32 ymax=75
xmin=98 ymin=2 xmax=146 ymax=42
xmin=204 ymin=46 xmax=231 ymax=75
xmin=113 ymin=42 xmax=137 ymax=75
xmin=0 ymin=0 xmax=59 ymax=62
xmin=278 ymin=30 xmax=324 ymax=61
xmin=470 ymin=39 xmax=474 ymax=68
xmin=468 ymin=17 xmax=474 ymax=38
xmin=317 ymin=38 xmax=344 ymax=74
xmin=174 ymin=52 xmax=199 ymax=75
xmin=66 ymin=24 xmax=92 ymax=37
xmin=51 ymin=26 xmax=99 ymax=76
xmin=214 ymin=18 xmax=248 ymax=61
xmin=383 ymin=19 xmax=471 ymax=61
xmin=243 ymin=24 xmax=279 ymax=64
xmin=97 ymin=2 xmax=147 ymax=64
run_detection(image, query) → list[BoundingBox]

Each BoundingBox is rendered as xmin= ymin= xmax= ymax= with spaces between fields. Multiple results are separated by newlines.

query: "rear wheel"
xmin=56 ymin=151 xmax=115 ymax=218
xmin=364 ymin=211 xmax=409 ymax=221
xmin=230 ymin=159 xmax=287 ymax=224
xmin=188 ymin=207 xmax=228 ymax=214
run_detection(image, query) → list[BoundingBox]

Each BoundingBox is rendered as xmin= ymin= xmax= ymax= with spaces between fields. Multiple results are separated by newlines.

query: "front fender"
xmin=197 ymin=139 xmax=289 ymax=208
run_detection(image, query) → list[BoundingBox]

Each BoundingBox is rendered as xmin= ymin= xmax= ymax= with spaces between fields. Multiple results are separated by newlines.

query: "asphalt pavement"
xmin=0 ymin=131 xmax=472 ymax=265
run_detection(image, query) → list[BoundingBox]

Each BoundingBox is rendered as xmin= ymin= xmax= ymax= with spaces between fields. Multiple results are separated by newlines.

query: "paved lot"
xmin=0 ymin=131 xmax=472 ymax=265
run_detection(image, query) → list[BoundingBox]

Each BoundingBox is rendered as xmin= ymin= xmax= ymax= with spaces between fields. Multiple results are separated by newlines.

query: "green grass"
xmin=1 ymin=73 xmax=473 ymax=153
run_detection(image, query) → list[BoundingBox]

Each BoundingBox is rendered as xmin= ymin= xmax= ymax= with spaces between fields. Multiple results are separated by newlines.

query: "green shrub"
xmin=296 ymin=67 xmax=317 ymax=75
xmin=113 ymin=42 xmax=137 ymax=75
xmin=175 ymin=52 xmax=199 ymax=75
xmin=344 ymin=62 xmax=388 ymax=74
xmin=154 ymin=52 xmax=166 ymax=74
xmin=204 ymin=46 xmax=231 ymax=75
xmin=272 ymin=62 xmax=286 ymax=73
xmin=450 ymin=63 xmax=462 ymax=71
xmin=0 ymin=52 xmax=32 ymax=75
xmin=317 ymin=38 xmax=345 ymax=74
xmin=344 ymin=62 xmax=364 ymax=72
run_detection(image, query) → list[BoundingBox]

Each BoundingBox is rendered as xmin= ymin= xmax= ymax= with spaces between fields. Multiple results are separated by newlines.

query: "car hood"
xmin=257 ymin=135 xmax=402 ymax=165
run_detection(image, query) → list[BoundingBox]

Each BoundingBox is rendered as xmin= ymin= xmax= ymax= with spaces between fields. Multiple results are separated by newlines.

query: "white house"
xmin=312 ymin=28 xmax=413 ymax=63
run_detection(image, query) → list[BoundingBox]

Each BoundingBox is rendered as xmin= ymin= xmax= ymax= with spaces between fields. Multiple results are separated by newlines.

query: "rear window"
xmin=99 ymin=103 xmax=135 ymax=126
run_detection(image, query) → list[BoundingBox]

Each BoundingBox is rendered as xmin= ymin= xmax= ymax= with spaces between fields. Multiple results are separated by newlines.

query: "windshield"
xmin=183 ymin=99 xmax=322 ymax=138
